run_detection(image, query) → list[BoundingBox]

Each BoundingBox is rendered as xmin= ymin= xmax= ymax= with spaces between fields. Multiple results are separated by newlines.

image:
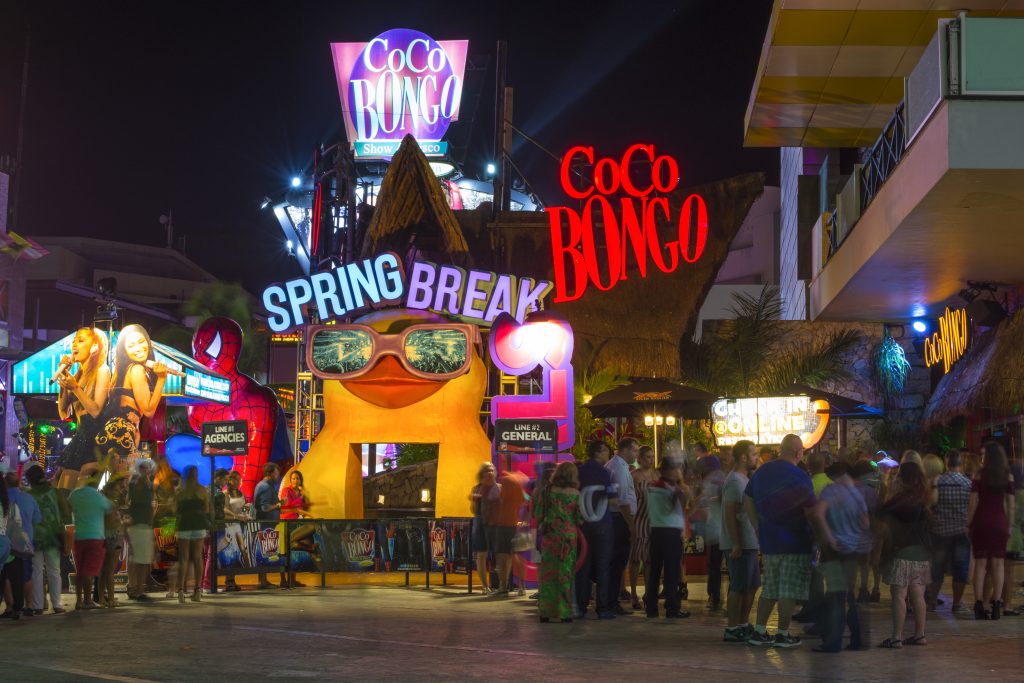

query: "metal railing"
xmin=859 ymin=103 xmax=907 ymax=214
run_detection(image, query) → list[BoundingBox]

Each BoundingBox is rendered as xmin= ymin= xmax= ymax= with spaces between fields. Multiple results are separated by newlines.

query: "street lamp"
xmin=644 ymin=414 xmax=678 ymax=466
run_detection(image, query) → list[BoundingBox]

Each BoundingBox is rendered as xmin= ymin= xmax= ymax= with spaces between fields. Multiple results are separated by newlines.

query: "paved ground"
xmin=3 ymin=574 xmax=1022 ymax=682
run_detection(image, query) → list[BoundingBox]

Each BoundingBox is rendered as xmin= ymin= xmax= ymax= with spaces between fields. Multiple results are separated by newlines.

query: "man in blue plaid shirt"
xmin=928 ymin=450 xmax=972 ymax=612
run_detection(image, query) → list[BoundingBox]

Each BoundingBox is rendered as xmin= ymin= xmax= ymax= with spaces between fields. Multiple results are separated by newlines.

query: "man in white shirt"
xmin=605 ymin=437 xmax=638 ymax=614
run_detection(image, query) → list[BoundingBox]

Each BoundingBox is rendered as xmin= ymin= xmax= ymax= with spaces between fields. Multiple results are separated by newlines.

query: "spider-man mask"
xmin=193 ymin=317 xmax=243 ymax=375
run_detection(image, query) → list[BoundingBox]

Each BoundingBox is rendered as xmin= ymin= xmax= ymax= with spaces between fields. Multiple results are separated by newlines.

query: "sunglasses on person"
xmin=306 ymin=323 xmax=482 ymax=381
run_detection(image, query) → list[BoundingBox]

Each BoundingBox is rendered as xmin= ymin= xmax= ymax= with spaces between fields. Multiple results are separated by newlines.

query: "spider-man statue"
xmin=188 ymin=317 xmax=278 ymax=498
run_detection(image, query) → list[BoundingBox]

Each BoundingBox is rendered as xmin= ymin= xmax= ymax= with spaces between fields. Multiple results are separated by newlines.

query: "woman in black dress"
xmin=95 ymin=325 xmax=169 ymax=466
xmin=56 ymin=327 xmax=111 ymax=488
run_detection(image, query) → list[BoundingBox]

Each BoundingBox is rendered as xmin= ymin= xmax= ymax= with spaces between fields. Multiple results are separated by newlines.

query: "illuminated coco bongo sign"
xmin=332 ymin=29 xmax=469 ymax=157
xmin=924 ymin=307 xmax=970 ymax=374
xmin=546 ymin=144 xmax=709 ymax=302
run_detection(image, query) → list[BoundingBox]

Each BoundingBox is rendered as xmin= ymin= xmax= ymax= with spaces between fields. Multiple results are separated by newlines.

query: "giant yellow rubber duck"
xmin=292 ymin=308 xmax=491 ymax=518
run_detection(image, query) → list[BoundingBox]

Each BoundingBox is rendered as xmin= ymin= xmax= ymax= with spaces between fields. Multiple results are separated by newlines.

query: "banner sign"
xmin=494 ymin=419 xmax=558 ymax=455
xmin=711 ymin=396 xmax=829 ymax=449
xmin=261 ymin=252 xmax=552 ymax=332
xmin=546 ymin=144 xmax=709 ymax=302
xmin=201 ymin=420 xmax=249 ymax=456
xmin=380 ymin=520 xmax=427 ymax=572
xmin=331 ymin=29 xmax=468 ymax=159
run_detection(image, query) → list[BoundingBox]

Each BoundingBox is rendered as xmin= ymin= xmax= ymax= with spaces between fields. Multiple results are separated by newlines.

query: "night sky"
xmin=0 ymin=0 xmax=777 ymax=292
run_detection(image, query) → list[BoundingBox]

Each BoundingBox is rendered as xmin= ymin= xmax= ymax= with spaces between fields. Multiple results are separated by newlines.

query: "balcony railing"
xmin=859 ymin=103 xmax=907 ymax=215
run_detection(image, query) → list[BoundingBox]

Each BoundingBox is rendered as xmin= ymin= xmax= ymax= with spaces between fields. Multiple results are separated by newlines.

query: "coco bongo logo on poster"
xmin=332 ymin=29 xmax=469 ymax=158
xmin=546 ymin=144 xmax=709 ymax=302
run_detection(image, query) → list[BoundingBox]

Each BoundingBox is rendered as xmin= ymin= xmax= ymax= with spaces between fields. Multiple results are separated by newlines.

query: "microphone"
xmin=145 ymin=359 xmax=186 ymax=377
xmin=50 ymin=358 xmax=72 ymax=385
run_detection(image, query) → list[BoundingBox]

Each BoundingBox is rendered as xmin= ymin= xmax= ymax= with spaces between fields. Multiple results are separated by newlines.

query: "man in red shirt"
xmin=493 ymin=470 xmax=527 ymax=595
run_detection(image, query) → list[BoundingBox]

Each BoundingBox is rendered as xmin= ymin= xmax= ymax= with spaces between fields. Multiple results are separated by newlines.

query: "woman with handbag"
xmin=532 ymin=462 xmax=583 ymax=622
xmin=174 ymin=466 xmax=211 ymax=603
xmin=1 ymin=471 xmax=29 ymax=620
xmin=878 ymin=462 xmax=932 ymax=648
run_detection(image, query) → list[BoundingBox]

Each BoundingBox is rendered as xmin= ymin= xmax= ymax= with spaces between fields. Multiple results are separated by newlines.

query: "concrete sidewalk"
xmin=3 ymin=579 xmax=1022 ymax=682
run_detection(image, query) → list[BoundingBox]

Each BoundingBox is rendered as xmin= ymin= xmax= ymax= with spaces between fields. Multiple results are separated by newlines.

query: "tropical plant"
xmin=679 ymin=285 xmax=865 ymax=397
xmin=571 ymin=339 xmax=629 ymax=460
xmin=874 ymin=331 xmax=911 ymax=404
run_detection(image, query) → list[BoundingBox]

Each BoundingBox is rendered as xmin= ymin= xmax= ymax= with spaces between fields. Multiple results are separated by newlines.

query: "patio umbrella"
xmin=585 ymin=378 xmax=715 ymax=419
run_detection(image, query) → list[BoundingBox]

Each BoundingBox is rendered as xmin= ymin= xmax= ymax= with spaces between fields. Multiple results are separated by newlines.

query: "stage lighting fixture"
xmin=286 ymin=239 xmax=294 ymax=254
xmin=486 ymin=162 xmax=496 ymax=176
xmin=259 ymin=196 xmax=272 ymax=210
xmin=911 ymin=320 xmax=928 ymax=334
xmin=291 ymin=176 xmax=302 ymax=188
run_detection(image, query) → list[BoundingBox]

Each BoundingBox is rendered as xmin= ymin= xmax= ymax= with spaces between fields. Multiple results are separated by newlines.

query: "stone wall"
xmin=766 ymin=320 xmax=932 ymax=453
xmin=363 ymin=460 xmax=438 ymax=511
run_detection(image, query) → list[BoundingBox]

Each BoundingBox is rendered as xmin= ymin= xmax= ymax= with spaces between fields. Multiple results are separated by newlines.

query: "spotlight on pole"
xmin=290 ymin=176 xmax=302 ymax=188
xmin=486 ymin=162 xmax=496 ymax=176
xmin=286 ymin=239 xmax=294 ymax=255
xmin=259 ymin=196 xmax=272 ymax=210
xmin=911 ymin=319 xmax=928 ymax=334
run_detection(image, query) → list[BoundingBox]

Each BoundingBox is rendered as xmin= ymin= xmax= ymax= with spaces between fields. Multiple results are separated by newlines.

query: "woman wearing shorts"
xmin=174 ymin=466 xmax=211 ymax=603
xmin=878 ymin=463 xmax=931 ymax=648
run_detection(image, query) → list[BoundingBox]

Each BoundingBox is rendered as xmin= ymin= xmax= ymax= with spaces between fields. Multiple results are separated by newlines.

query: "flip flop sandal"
xmin=904 ymin=636 xmax=928 ymax=645
xmin=879 ymin=638 xmax=903 ymax=649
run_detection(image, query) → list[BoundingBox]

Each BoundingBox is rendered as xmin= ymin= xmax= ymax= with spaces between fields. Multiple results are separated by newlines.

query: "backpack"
xmin=35 ymin=488 xmax=64 ymax=551
xmin=8 ymin=501 xmax=35 ymax=559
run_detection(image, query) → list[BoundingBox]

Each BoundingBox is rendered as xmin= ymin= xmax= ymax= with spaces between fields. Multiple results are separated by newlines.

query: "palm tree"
xmin=572 ymin=339 xmax=629 ymax=459
xmin=151 ymin=282 xmax=267 ymax=377
xmin=680 ymin=286 xmax=863 ymax=397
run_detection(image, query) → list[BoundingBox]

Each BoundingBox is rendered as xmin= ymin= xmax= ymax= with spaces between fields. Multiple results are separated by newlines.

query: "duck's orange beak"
xmin=341 ymin=355 xmax=448 ymax=409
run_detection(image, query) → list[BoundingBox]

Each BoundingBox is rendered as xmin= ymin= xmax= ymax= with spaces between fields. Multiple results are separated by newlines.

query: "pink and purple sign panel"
xmin=331 ymin=28 xmax=468 ymax=159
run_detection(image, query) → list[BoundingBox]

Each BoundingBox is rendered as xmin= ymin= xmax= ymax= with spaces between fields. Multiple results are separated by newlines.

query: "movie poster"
xmin=377 ymin=521 xmax=426 ymax=572
xmin=444 ymin=519 xmax=471 ymax=575
xmin=314 ymin=521 xmax=377 ymax=572
xmin=428 ymin=520 xmax=447 ymax=572
xmin=215 ymin=522 xmax=284 ymax=571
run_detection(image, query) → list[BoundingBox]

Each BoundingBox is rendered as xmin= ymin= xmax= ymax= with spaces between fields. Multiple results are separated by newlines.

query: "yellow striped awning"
xmin=744 ymin=1 xmax=1024 ymax=148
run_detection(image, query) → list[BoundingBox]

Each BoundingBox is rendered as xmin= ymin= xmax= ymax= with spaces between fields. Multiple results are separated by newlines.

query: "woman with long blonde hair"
xmin=56 ymin=327 xmax=111 ymax=487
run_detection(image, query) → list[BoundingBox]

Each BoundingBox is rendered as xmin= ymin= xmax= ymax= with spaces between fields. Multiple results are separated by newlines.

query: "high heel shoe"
xmin=178 ymin=591 xmax=186 ymax=604
xmin=991 ymin=600 xmax=1002 ymax=620
xmin=974 ymin=600 xmax=989 ymax=620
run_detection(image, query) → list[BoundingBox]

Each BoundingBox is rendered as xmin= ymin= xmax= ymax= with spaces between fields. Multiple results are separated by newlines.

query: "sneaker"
xmin=747 ymin=630 xmax=774 ymax=647
xmin=724 ymin=626 xmax=748 ymax=642
xmin=773 ymin=633 xmax=802 ymax=648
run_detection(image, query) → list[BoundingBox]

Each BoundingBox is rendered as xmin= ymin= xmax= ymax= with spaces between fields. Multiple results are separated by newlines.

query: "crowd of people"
xmin=0 ymin=458 xmax=309 ymax=620
xmin=508 ymin=435 xmax=1022 ymax=651
xmin=2 ymin=426 xmax=1020 ymax=657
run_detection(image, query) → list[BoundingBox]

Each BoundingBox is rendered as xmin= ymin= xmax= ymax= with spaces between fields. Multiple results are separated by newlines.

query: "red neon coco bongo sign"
xmin=546 ymin=144 xmax=708 ymax=303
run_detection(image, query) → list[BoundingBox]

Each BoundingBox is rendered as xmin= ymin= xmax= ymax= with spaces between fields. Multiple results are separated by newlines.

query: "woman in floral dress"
xmin=533 ymin=462 xmax=583 ymax=622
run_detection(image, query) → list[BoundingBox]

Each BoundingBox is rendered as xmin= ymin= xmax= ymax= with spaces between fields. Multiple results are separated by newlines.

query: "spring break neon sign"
xmin=546 ymin=144 xmax=709 ymax=303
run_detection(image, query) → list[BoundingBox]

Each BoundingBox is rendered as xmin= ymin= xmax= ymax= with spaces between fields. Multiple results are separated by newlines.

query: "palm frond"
xmin=753 ymin=328 xmax=865 ymax=395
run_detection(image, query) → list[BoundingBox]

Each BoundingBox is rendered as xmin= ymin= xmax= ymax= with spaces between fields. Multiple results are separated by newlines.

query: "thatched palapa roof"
xmin=548 ymin=173 xmax=765 ymax=377
xmin=924 ymin=309 xmax=1024 ymax=426
xmin=361 ymin=135 xmax=470 ymax=265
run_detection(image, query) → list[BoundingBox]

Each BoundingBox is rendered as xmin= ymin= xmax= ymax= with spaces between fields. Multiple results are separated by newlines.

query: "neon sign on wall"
xmin=924 ymin=307 xmax=970 ymax=374
xmin=261 ymin=252 xmax=552 ymax=332
xmin=331 ymin=29 xmax=469 ymax=159
xmin=546 ymin=144 xmax=709 ymax=303
xmin=488 ymin=313 xmax=575 ymax=456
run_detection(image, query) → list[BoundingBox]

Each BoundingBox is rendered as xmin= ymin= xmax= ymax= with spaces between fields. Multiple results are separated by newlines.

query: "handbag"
xmin=511 ymin=522 xmax=535 ymax=553
xmin=8 ymin=502 xmax=35 ymax=559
